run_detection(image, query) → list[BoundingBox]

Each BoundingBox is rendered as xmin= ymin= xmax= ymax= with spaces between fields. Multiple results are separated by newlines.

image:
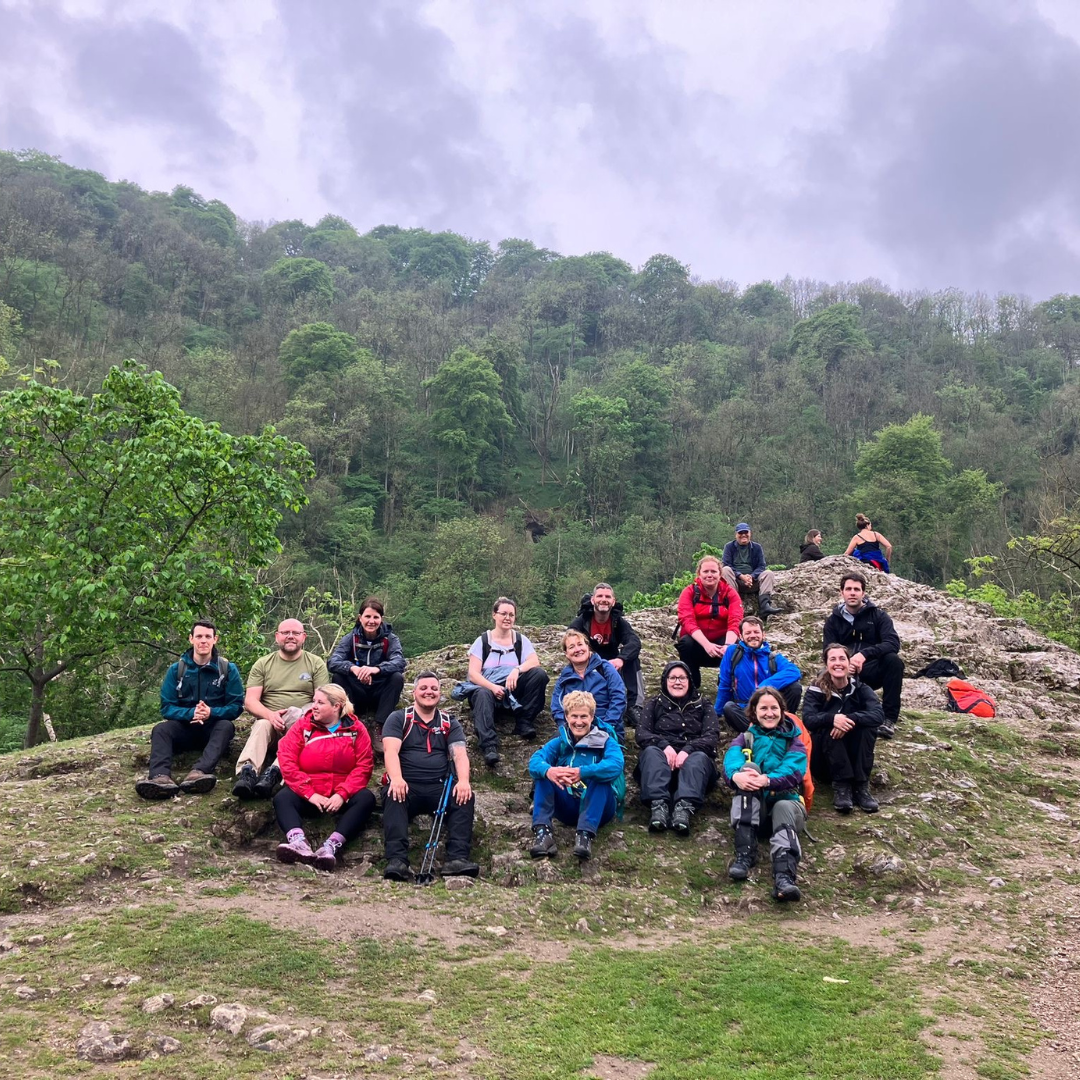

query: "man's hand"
xmin=849 ymin=653 xmax=866 ymax=674
xmin=609 ymin=658 xmax=624 ymax=671
xmin=270 ymin=709 xmax=288 ymax=733
xmin=453 ymin=779 xmax=472 ymax=805
xmin=739 ymin=573 xmax=753 ymax=588
xmin=388 ymin=777 xmax=408 ymax=801
xmin=831 ymin=713 xmax=855 ymax=739
xmin=674 ymin=750 xmax=689 ymax=770
xmin=192 ymin=700 xmax=210 ymax=725
xmin=663 ymin=746 xmax=679 ymax=769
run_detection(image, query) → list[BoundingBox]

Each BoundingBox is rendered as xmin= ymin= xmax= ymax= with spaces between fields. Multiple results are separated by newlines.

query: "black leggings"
xmin=273 ymin=786 xmax=376 ymax=841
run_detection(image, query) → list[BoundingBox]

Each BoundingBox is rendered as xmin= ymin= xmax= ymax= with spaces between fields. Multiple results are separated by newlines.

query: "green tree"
xmin=278 ymin=322 xmax=365 ymax=385
xmin=0 ymin=363 xmax=313 ymax=745
xmin=263 ymin=257 xmax=334 ymax=305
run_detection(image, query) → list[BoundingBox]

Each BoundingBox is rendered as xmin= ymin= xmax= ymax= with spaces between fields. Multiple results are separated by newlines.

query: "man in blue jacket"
xmin=722 ymin=523 xmax=781 ymax=617
xmin=714 ymin=617 xmax=802 ymax=732
xmin=136 ymin=620 xmax=245 ymax=799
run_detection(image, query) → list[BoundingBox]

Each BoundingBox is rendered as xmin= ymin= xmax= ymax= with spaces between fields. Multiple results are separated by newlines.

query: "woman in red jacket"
xmin=274 ymin=684 xmax=375 ymax=871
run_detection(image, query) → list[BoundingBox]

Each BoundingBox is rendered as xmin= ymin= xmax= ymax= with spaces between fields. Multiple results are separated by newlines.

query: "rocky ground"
xmin=1 ymin=558 xmax=1079 ymax=1078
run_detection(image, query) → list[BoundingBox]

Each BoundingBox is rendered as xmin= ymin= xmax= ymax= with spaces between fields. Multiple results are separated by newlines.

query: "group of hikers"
xmin=136 ymin=519 xmax=904 ymax=902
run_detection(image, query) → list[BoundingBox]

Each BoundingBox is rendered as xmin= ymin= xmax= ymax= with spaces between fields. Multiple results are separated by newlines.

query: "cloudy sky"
xmin=2 ymin=0 xmax=1079 ymax=298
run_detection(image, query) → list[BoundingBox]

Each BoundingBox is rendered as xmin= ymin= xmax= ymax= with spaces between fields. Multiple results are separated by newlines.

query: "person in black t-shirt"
xmin=382 ymin=672 xmax=478 ymax=882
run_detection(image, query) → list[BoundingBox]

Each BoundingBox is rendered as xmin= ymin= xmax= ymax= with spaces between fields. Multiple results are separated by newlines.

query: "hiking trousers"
xmin=274 ymin=786 xmax=376 ymax=841
xmin=809 ymin=726 xmax=877 ymax=785
xmin=858 ymin=653 xmax=904 ymax=722
xmin=331 ymin=669 xmax=405 ymax=727
xmin=467 ymin=667 xmax=549 ymax=752
xmin=675 ymin=636 xmax=724 ymax=691
xmin=148 ymin=718 xmax=234 ymax=779
xmin=382 ymin=780 xmax=475 ymax=865
xmin=637 ymin=746 xmax=717 ymax=806
xmin=533 ymin=777 xmax=615 ymax=835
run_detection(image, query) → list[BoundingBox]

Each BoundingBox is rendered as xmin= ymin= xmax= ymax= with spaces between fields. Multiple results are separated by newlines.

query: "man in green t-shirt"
xmin=232 ymin=619 xmax=330 ymax=799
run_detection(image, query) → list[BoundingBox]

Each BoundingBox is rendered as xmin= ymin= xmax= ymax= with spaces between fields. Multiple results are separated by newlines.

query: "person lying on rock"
xmin=528 ymin=691 xmax=624 ymax=863
xmin=136 ymin=619 xmax=244 ymax=799
xmin=636 ymin=660 xmax=718 ymax=837
xmin=382 ymin=672 xmax=478 ymax=882
xmin=801 ymin=643 xmax=882 ymax=815
xmin=724 ymin=687 xmax=809 ymax=902
xmin=274 ymin=684 xmax=376 ymax=871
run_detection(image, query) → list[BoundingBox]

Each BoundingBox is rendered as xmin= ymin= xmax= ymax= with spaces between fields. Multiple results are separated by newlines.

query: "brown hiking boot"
xmin=372 ymin=725 xmax=384 ymax=755
xmin=135 ymin=774 xmax=180 ymax=800
xmin=179 ymin=769 xmax=217 ymax=795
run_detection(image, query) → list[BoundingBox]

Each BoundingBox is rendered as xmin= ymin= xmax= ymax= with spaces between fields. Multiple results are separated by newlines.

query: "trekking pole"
xmin=416 ymin=771 xmax=454 ymax=886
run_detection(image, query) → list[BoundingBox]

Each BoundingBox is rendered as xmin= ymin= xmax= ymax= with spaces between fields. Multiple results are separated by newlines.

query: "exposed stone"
xmin=247 ymin=1023 xmax=308 ymax=1051
xmin=417 ymin=989 xmax=438 ymax=1004
xmin=575 ymin=918 xmax=592 ymax=933
xmin=14 ymin=985 xmax=38 ymax=1000
xmin=364 ymin=1044 xmax=391 ymax=1061
xmin=444 ymin=875 xmax=474 ymax=891
xmin=485 ymin=925 xmax=508 ymax=937
xmin=25 ymin=934 xmax=44 ymax=946
xmin=211 ymin=1002 xmax=249 ymax=1035
xmin=181 ymin=993 xmax=218 ymax=1009
xmin=75 ymin=1021 xmax=140 ymax=1062
xmin=142 ymin=993 xmax=175 ymax=1014
xmin=153 ymin=1035 xmax=182 ymax=1054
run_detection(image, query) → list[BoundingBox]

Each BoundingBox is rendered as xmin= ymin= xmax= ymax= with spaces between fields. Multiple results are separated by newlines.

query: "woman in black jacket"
xmin=635 ymin=660 xmax=719 ymax=837
xmin=802 ymin=644 xmax=883 ymax=815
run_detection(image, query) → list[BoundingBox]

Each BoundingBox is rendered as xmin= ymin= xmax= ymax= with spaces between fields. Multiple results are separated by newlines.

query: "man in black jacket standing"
xmin=822 ymin=572 xmax=904 ymax=739
xmin=569 ymin=583 xmax=644 ymax=726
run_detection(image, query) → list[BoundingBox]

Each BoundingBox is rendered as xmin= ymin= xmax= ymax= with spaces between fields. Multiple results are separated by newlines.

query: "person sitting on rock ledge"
xmin=799 ymin=530 xmax=825 ymax=562
xmin=674 ymin=554 xmax=743 ymax=691
xmin=528 ymin=691 xmax=624 ymax=862
xmin=136 ymin=620 xmax=244 ymax=799
xmin=635 ymin=660 xmax=718 ymax=837
xmin=722 ymin=524 xmax=781 ymax=617
xmin=802 ymin=644 xmax=882 ymax=815
xmin=462 ymin=597 xmax=549 ymax=768
xmin=274 ymin=683 xmax=376 ymax=870
xmin=382 ymin=672 xmax=478 ymax=882
xmin=551 ymin=629 xmax=627 ymax=742
xmin=714 ymin=616 xmax=803 ymax=733
xmin=822 ymin=571 xmax=904 ymax=739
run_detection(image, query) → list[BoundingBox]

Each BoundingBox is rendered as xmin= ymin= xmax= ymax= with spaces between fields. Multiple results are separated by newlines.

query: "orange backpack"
xmin=945 ymin=678 xmax=997 ymax=718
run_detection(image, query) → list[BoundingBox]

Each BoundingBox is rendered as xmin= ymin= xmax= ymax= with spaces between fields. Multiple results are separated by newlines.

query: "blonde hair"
xmin=562 ymin=629 xmax=589 ymax=653
xmin=561 ymin=691 xmax=596 ymax=717
xmin=696 ymin=554 xmax=721 ymax=574
xmin=314 ymin=683 xmax=355 ymax=718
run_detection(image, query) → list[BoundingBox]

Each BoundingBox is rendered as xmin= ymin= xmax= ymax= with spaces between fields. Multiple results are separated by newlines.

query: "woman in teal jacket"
xmin=527 ymin=690 xmax=625 ymax=863
xmin=723 ymin=686 xmax=809 ymax=902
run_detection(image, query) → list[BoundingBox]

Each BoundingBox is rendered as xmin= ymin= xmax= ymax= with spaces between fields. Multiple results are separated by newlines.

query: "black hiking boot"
xmin=853 ymin=782 xmax=879 ymax=813
xmin=728 ymin=825 xmax=757 ymax=881
xmin=383 ymin=859 xmax=413 ymax=882
xmin=232 ymin=763 xmax=258 ymax=800
xmin=483 ymin=747 xmax=501 ymax=768
xmin=529 ymin=824 xmax=557 ymax=858
xmin=514 ymin=722 xmax=537 ymax=741
xmin=771 ymin=851 xmax=801 ymax=902
xmin=573 ymin=831 xmax=594 ymax=861
xmin=832 ymin=781 xmax=854 ymax=815
xmin=626 ymin=705 xmax=642 ymax=729
xmin=253 ymin=764 xmax=282 ymax=799
xmin=877 ymin=718 xmax=896 ymax=740
xmin=758 ymin=594 xmax=782 ymax=617
xmin=649 ymin=800 xmax=671 ymax=833
xmin=671 ymin=799 xmax=696 ymax=836
xmin=442 ymin=859 xmax=480 ymax=878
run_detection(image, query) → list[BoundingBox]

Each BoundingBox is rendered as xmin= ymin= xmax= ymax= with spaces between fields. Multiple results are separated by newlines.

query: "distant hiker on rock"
xmin=568 ymin=582 xmax=644 ymax=727
xmin=722 ymin=524 xmax=781 ymax=617
xmin=231 ymin=620 xmax=330 ymax=800
xmin=800 ymin=530 xmax=825 ymax=562
xmin=724 ymin=687 xmax=810 ymax=902
xmin=382 ymin=672 xmax=478 ymax=882
xmin=327 ymin=597 xmax=406 ymax=753
xmin=460 ymin=597 xmax=549 ymax=768
xmin=136 ymin=620 xmax=244 ymax=799
xmin=714 ymin=616 xmax=803 ymax=733
xmin=674 ymin=554 xmax=743 ymax=691
xmin=636 ymin=660 xmax=718 ymax=837
xmin=843 ymin=514 xmax=892 ymax=573
xmin=273 ymin=684 xmax=376 ymax=871
xmin=822 ymin=571 xmax=904 ymax=739
xmin=551 ymin=629 xmax=627 ymax=742
xmin=528 ymin=691 xmax=624 ymax=862
xmin=802 ymin=644 xmax=882 ymax=815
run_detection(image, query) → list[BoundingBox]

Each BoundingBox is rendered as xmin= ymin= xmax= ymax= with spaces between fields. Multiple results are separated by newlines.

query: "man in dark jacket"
xmin=327 ymin=597 xmax=406 ymax=749
xmin=136 ymin=620 xmax=245 ymax=799
xmin=722 ymin=524 xmax=781 ymax=617
xmin=568 ymin=583 xmax=644 ymax=726
xmin=822 ymin=572 xmax=904 ymax=739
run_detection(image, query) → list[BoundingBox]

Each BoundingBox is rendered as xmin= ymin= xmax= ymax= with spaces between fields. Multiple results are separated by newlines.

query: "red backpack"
xmin=945 ymin=678 xmax=997 ymax=718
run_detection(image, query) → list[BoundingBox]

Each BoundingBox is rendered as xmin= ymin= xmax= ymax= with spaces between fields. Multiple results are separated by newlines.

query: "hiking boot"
xmin=442 ymin=859 xmax=480 ymax=878
xmin=253 ymin=764 xmax=282 ymax=799
xmin=877 ymin=718 xmax=896 ymax=740
xmin=853 ymin=782 xmax=879 ymax=813
xmin=832 ymin=781 xmax=854 ymax=815
xmin=771 ymin=852 xmax=801 ymax=902
xmin=383 ymin=859 xmax=413 ymax=882
xmin=728 ymin=825 xmax=757 ymax=881
xmin=372 ymin=725 xmax=384 ymax=755
xmin=179 ymin=769 xmax=217 ymax=795
xmin=514 ymin=722 xmax=537 ymax=741
xmin=313 ymin=841 xmax=340 ymax=872
xmin=135 ymin=774 xmax=180 ymax=800
xmin=276 ymin=834 xmax=315 ymax=864
xmin=649 ymin=800 xmax=671 ymax=833
xmin=758 ymin=594 xmax=782 ymax=617
xmin=483 ymin=748 xmax=501 ymax=768
xmin=232 ymin=763 xmax=258 ymax=800
xmin=529 ymin=824 xmax=557 ymax=858
xmin=573 ymin=831 xmax=594 ymax=861
xmin=626 ymin=705 xmax=643 ymax=729
xmin=671 ymin=799 xmax=695 ymax=836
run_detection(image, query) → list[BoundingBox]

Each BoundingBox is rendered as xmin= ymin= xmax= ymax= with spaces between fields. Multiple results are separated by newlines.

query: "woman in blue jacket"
xmin=527 ymin=691 xmax=625 ymax=863
xmin=550 ymin=630 xmax=626 ymax=740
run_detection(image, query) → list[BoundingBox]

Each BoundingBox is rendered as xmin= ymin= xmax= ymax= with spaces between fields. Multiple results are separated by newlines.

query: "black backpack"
xmin=480 ymin=631 xmax=523 ymax=665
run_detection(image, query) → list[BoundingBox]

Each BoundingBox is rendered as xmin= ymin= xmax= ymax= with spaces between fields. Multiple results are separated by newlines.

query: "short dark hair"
xmin=492 ymin=596 xmax=517 ymax=615
xmin=358 ymin=596 xmax=384 ymax=617
xmin=414 ymin=669 xmax=440 ymax=685
xmin=191 ymin=619 xmax=217 ymax=635
xmin=740 ymin=616 xmax=764 ymax=633
xmin=840 ymin=571 xmax=867 ymax=591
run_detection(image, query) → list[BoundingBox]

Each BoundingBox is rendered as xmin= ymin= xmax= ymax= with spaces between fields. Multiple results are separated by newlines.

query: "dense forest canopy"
xmin=2 ymin=148 xmax=1080 ymax=742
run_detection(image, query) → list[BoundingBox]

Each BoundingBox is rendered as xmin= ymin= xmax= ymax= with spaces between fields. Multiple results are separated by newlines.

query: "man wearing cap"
xmin=722 ymin=524 xmax=781 ymax=617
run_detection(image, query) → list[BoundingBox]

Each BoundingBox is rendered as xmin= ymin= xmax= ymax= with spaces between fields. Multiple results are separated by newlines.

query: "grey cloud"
xmin=793 ymin=0 xmax=1080 ymax=295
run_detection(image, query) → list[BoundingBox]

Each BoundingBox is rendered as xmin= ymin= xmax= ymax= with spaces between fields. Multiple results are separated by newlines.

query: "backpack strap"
xmin=481 ymin=631 xmax=521 ymax=666
xmin=176 ymin=653 xmax=229 ymax=693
